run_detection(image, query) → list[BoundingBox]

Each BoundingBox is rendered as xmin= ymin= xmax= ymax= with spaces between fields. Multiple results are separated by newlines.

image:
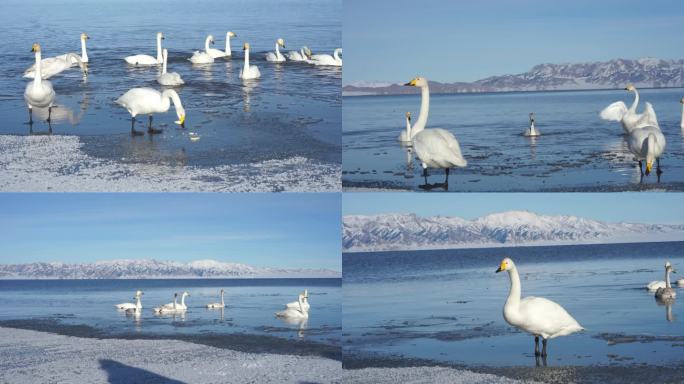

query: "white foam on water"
xmin=0 ymin=135 xmax=341 ymax=192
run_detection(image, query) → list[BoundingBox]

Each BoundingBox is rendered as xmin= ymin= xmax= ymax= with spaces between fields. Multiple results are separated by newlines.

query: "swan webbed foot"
xmin=130 ymin=117 xmax=144 ymax=136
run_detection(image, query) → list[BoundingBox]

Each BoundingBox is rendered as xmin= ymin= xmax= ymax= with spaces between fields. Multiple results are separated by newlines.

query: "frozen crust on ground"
xmin=343 ymin=366 xmax=543 ymax=384
xmin=0 ymin=326 xmax=341 ymax=384
xmin=0 ymin=135 xmax=341 ymax=192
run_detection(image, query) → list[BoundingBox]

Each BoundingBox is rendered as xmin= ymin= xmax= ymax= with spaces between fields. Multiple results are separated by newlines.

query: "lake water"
xmin=0 ymin=278 xmax=341 ymax=348
xmin=343 ymin=88 xmax=684 ymax=191
xmin=343 ymin=242 xmax=684 ymax=369
xmin=0 ymin=0 xmax=341 ymax=190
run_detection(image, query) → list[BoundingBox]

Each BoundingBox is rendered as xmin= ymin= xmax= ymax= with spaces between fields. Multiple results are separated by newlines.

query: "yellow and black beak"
xmin=404 ymin=78 xmax=417 ymax=87
xmin=646 ymin=161 xmax=653 ymax=174
xmin=495 ymin=261 xmax=506 ymax=273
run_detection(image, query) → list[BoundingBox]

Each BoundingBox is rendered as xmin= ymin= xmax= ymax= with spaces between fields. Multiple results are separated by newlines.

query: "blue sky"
xmin=344 ymin=0 xmax=683 ymax=84
xmin=0 ymin=194 xmax=341 ymax=270
xmin=343 ymin=193 xmax=684 ymax=225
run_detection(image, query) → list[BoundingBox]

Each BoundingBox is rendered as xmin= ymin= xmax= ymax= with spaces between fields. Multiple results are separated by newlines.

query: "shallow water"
xmin=0 ymin=278 xmax=341 ymax=346
xmin=0 ymin=0 xmax=340 ymax=189
xmin=343 ymin=89 xmax=684 ymax=191
xmin=343 ymin=242 xmax=684 ymax=368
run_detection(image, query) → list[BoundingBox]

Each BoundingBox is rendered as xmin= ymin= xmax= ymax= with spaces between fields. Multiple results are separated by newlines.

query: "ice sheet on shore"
xmin=0 ymin=326 xmax=340 ymax=384
xmin=0 ymin=135 xmax=341 ymax=192
xmin=343 ymin=366 xmax=541 ymax=384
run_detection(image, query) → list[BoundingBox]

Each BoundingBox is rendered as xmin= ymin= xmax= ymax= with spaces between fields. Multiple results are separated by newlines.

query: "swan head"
xmin=276 ymin=38 xmax=285 ymax=47
xmin=182 ymin=291 xmax=190 ymax=298
xmin=80 ymin=33 xmax=89 ymax=41
xmin=157 ymin=32 xmax=164 ymax=40
xmin=31 ymin=43 xmax=41 ymax=53
xmin=303 ymin=289 xmax=308 ymax=299
xmin=227 ymin=31 xmax=237 ymax=38
xmin=405 ymin=111 xmax=411 ymax=121
xmin=680 ymin=98 xmax=684 ymax=104
xmin=175 ymin=108 xmax=186 ymax=126
xmin=495 ymin=257 xmax=515 ymax=273
xmin=135 ymin=290 xmax=143 ymax=297
xmin=665 ymin=261 xmax=676 ymax=273
xmin=404 ymin=76 xmax=427 ymax=88
xmin=625 ymin=84 xmax=635 ymax=92
xmin=243 ymin=42 xmax=250 ymax=51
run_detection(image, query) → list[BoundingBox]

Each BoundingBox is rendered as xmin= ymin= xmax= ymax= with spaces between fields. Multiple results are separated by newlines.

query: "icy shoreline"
xmin=0 ymin=135 xmax=341 ymax=192
xmin=0 ymin=326 xmax=341 ymax=384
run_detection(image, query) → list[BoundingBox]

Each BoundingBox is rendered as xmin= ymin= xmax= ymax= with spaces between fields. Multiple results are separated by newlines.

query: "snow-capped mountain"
xmin=343 ymin=211 xmax=684 ymax=252
xmin=343 ymin=57 xmax=684 ymax=95
xmin=0 ymin=259 xmax=340 ymax=279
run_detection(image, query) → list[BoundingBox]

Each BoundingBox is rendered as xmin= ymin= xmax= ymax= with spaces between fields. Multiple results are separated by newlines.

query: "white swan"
xmin=524 ymin=113 xmax=540 ymax=137
xmin=116 ymin=87 xmax=185 ymax=135
xmin=154 ymin=292 xmax=178 ymax=313
xmin=627 ymin=124 xmax=666 ymax=176
xmin=309 ymin=48 xmax=342 ymax=66
xmin=157 ymin=49 xmax=184 ymax=86
xmin=600 ymin=84 xmax=659 ymax=133
xmin=266 ymin=38 xmax=286 ymax=62
xmin=206 ymin=31 xmax=236 ymax=58
xmin=24 ymin=44 xmax=56 ymax=124
xmin=206 ymin=289 xmax=225 ymax=309
xmin=239 ymin=43 xmax=261 ymax=80
xmin=677 ymin=278 xmax=684 ymax=287
xmin=404 ymin=76 xmax=467 ymax=188
xmin=176 ymin=291 xmax=190 ymax=310
xmin=115 ymin=290 xmax=143 ymax=310
xmin=189 ymin=35 xmax=215 ymax=64
xmin=496 ymin=257 xmax=583 ymax=357
xmin=398 ymin=112 xmax=412 ymax=143
xmin=24 ymin=52 xmax=87 ymax=80
xmin=647 ymin=280 xmax=666 ymax=291
xmin=285 ymin=289 xmax=310 ymax=312
xmin=655 ymin=262 xmax=677 ymax=300
xmin=57 ymin=32 xmax=90 ymax=64
xmin=286 ymin=46 xmax=311 ymax=62
xmin=275 ymin=293 xmax=309 ymax=319
xmin=680 ymin=98 xmax=684 ymax=130
xmin=125 ymin=32 xmax=164 ymax=65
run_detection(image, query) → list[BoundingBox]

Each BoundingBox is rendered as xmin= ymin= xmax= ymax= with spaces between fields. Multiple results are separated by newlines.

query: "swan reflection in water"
xmin=655 ymin=296 xmax=676 ymax=322
xmin=276 ymin=316 xmax=308 ymax=338
xmin=28 ymin=91 xmax=89 ymax=134
xmin=242 ymin=80 xmax=258 ymax=113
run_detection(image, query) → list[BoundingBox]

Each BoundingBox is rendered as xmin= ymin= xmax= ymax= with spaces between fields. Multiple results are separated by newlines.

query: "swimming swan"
xmin=206 ymin=31 xmax=236 ymax=58
xmin=116 ymin=87 xmax=185 ymax=135
xmin=239 ymin=43 xmax=261 ymax=80
xmin=285 ymin=289 xmax=310 ymax=312
xmin=680 ymin=98 xmax=684 ymax=130
xmin=524 ymin=113 xmax=540 ymax=137
xmin=24 ymin=52 xmax=87 ymax=80
xmin=600 ymin=84 xmax=659 ymax=133
xmin=286 ymin=47 xmax=311 ymax=62
xmin=154 ymin=293 xmax=178 ymax=313
xmin=266 ymin=38 xmax=286 ymax=62
xmin=309 ymin=48 xmax=342 ymax=66
xmin=157 ymin=49 xmax=184 ymax=86
xmin=206 ymin=289 xmax=225 ymax=309
xmin=404 ymin=76 xmax=467 ymax=188
xmin=24 ymin=44 xmax=56 ymax=124
xmin=496 ymin=257 xmax=583 ymax=357
xmin=655 ymin=262 xmax=677 ymax=300
xmin=125 ymin=32 xmax=164 ymax=65
xmin=398 ymin=112 xmax=412 ymax=143
xmin=627 ymin=124 xmax=666 ymax=176
xmin=275 ymin=293 xmax=309 ymax=319
xmin=189 ymin=35 xmax=216 ymax=64
xmin=115 ymin=290 xmax=143 ymax=310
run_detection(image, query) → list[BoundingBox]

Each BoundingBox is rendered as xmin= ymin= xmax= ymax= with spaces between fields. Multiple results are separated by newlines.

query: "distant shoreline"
xmin=342 ymin=85 xmax=684 ymax=97
xmin=0 ymin=276 xmax=342 ymax=281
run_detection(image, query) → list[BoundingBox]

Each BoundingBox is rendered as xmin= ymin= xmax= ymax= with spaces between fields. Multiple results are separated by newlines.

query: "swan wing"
xmin=414 ymin=129 xmax=467 ymax=168
xmin=636 ymin=102 xmax=659 ymax=129
xmin=518 ymin=296 xmax=583 ymax=338
xmin=600 ymin=101 xmax=628 ymax=122
xmin=125 ymin=55 xmax=158 ymax=65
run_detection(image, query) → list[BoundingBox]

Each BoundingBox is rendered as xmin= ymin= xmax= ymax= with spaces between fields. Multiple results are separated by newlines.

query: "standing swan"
xmin=239 ymin=43 xmax=261 ymax=80
xmin=627 ymin=124 xmax=666 ymax=176
xmin=404 ymin=76 xmax=467 ymax=189
xmin=266 ymin=38 xmax=286 ymax=62
xmin=524 ymin=113 xmax=540 ymax=137
xmin=398 ymin=112 xmax=412 ymax=143
xmin=189 ymin=35 xmax=216 ymax=64
xmin=600 ymin=84 xmax=658 ymax=133
xmin=655 ymin=262 xmax=677 ymax=300
xmin=115 ymin=290 xmax=143 ymax=310
xmin=157 ymin=49 xmax=184 ymax=86
xmin=23 ymin=53 xmax=87 ymax=80
xmin=24 ymin=44 xmax=56 ymax=124
xmin=206 ymin=31 xmax=236 ymax=58
xmin=275 ymin=293 xmax=309 ymax=319
xmin=125 ymin=32 xmax=164 ymax=65
xmin=496 ymin=257 xmax=583 ymax=357
xmin=116 ymin=88 xmax=186 ymax=135
xmin=309 ymin=48 xmax=342 ymax=66
xmin=206 ymin=289 xmax=225 ymax=309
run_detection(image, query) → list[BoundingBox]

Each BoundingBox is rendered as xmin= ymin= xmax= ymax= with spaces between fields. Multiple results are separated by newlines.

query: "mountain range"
xmin=343 ymin=211 xmax=684 ymax=252
xmin=0 ymin=259 xmax=341 ymax=279
xmin=343 ymin=58 xmax=684 ymax=96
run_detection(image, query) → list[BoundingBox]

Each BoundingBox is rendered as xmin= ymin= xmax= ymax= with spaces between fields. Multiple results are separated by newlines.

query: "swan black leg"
xmin=419 ymin=166 xmax=433 ymax=190
xmin=541 ymin=338 xmax=548 ymax=357
xmin=28 ymin=108 xmax=33 ymax=124
xmin=131 ymin=117 xmax=143 ymax=136
xmin=638 ymin=160 xmax=644 ymax=176
xmin=147 ymin=115 xmax=162 ymax=134
xmin=534 ymin=336 xmax=540 ymax=356
xmin=657 ymin=159 xmax=662 ymax=176
xmin=46 ymin=106 xmax=52 ymax=123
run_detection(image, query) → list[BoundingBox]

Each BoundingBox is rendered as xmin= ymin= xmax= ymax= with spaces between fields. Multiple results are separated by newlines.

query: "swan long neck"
xmin=680 ymin=104 xmax=684 ymax=128
xmin=162 ymin=52 xmax=167 ymax=74
xmin=225 ymin=34 xmax=232 ymax=55
xmin=506 ymin=267 xmax=522 ymax=308
xmin=298 ymin=296 xmax=306 ymax=314
xmin=630 ymin=89 xmax=639 ymax=112
xmin=81 ymin=38 xmax=88 ymax=62
xmin=647 ymin=133 xmax=656 ymax=158
xmin=333 ymin=48 xmax=341 ymax=61
xmin=135 ymin=295 xmax=142 ymax=309
xmin=205 ymin=36 xmax=211 ymax=53
xmin=244 ymin=48 xmax=250 ymax=69
xmin=275 ymin=42 xmax=281 ymax=57
xmin=220 ymin=291 xmax=224 ymax=306
xmin=405 ymin=116 xmax=411 ymax=138
xmin=162 ymin=89 xmax=183 ymax=113
xmin=665 ymin=268 xmax=672 ymax=288
xmin=156 ymin=35 xmax=163 ymax=63
xmin=34 ymin=50 xmax=42 ymax=86
xmin=180 ymin=293 xmax=186 ymax=307
xmin=412 ymin=84 xmax=429 ymax=137
xmin=173 ymin=295 xmax=178 ymax=309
